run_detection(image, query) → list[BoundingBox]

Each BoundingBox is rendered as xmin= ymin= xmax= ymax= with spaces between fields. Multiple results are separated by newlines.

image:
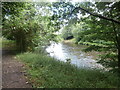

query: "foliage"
xmin=2 ymin=2 xmax=120 ymax=87
xmin=3 ymin=4 xmax=39 ymax=51
xmin=2 ymin=2 xmax=28 ymax=21
xmin=2 ymin=2 xmax=57 ymax=52
xmin=53 ymin=2 xmax=120 ymax=72
xmin=0 ymin=37 xmax=15 ymax=49
xmin=98 ymin=52 xmax=118 ymax=73
xmin=2 ymin=1 xmax=120 ymax=73
xmin=61 ymin=24 xmax=73 ymax=40
xmin=17 ymin=52 xmax=119 ymax=88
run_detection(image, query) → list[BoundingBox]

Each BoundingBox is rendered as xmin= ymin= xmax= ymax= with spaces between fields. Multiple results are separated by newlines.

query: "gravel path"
xmin=2 ymin=50 xmax=32 ymax=88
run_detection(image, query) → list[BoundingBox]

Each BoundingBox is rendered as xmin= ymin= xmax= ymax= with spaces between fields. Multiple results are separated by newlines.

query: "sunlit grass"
xmin=17 ymin=52 xmax=119 ymax=88
xmin=0 ymin=37 xmax=16 ymax=50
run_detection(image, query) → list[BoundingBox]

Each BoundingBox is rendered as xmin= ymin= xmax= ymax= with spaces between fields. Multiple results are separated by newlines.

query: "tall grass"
xmin=17 ymin=52 xmax=119 ymax=88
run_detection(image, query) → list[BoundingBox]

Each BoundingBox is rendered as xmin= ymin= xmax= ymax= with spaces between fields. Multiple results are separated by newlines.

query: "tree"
xmin=52 ymin=1 xmax=120 ymax=73
xmin=2 ymin=2 xmax=40 ymax=51
xmin=72 ymin=2 xmax=120 ymax=73
xmin=2 ymin=2 xmax=58 ymax=52
xmin=2 ymin=2 xmax=27 ymax=21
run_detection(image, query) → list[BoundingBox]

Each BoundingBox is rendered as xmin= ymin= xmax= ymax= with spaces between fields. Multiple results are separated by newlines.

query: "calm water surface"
xmin=46 ymin=41 xmax=104 ymax=69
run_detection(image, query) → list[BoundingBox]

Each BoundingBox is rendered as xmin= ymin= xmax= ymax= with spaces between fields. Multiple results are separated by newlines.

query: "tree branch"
xmin=73 ymin=6 xmax=120 ymax=24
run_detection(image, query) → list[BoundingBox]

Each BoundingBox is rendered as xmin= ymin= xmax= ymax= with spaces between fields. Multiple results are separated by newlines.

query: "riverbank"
xmin=16 ymin=52 xmax=119 ymax=88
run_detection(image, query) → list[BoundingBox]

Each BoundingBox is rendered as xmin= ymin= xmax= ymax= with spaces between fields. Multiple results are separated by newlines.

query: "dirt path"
xmin=2 ymin=50 xmax=32 ymax=88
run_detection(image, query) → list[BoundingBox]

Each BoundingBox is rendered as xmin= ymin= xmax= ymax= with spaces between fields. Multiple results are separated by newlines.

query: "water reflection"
xmin=46 ymin=41 xmax=104 ymax=69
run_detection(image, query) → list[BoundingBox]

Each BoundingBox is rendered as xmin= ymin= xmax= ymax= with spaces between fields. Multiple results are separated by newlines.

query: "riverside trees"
xmin=2 ymin=1 xmax=120 ymax=73
xmin=52 ymin=1 xmax=120 ymax=72
xmin=2 ymin=2 xmax=57 ymax=52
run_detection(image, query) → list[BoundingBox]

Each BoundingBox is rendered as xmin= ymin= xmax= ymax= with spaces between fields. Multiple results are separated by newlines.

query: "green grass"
xmin=16 ymin=52 xmax=119 ymax=88
xmin=0 ymin=37 xmax=16 ymax=49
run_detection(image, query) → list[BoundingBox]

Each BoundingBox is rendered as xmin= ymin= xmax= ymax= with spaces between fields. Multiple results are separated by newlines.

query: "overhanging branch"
xmin=73 ymin=6 xmax=120 ymax=24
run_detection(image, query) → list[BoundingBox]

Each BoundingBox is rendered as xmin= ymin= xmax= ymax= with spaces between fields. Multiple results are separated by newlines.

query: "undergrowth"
xmin=17 ymin=52 xmax=119 ymax=88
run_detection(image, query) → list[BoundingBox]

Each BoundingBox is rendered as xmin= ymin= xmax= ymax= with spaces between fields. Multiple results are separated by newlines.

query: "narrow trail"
xmin=2 ymin=50 xmax=32 ymax=88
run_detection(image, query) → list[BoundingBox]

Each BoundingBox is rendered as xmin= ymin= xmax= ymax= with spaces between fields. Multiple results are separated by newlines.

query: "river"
xmin=46 ymin=41 xmax=104 ymax=69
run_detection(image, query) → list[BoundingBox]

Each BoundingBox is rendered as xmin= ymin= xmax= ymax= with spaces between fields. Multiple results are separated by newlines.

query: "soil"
xmin=2 ymin=50 xmax=32 ymax=88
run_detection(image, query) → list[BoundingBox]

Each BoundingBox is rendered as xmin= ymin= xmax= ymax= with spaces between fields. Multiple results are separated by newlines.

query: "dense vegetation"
xmin=0 ymin=37 xmax=15 ymax=50
xmin=2 ymin=1 xmax=120 ymax=88
xmin=56 ymin=2 xmax=120 ymax=73
xmin=17 ymin=52 xmax=119 ymax=88
xmin=2 ymin=2 xmax=57 ymax=52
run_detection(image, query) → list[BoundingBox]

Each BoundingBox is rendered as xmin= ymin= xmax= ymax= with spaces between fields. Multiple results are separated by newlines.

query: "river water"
xmin=46 ymin=41 xmax=104 ymax=69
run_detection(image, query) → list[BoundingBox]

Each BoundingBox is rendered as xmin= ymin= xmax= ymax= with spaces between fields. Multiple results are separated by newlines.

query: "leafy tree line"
xmin=2 ymin=1 xmax=120 ymax=74
xmin=53 ymin=2 xmax=120 ymax=73
xmin=71 ymin=2 xmax=120 ymax=73
xmin=2 ymin=2 xmax=57 ymax=52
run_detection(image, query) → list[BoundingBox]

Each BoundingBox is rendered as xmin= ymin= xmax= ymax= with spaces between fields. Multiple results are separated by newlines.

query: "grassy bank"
xmin=0 ymin=37 xmax=15 ymax=49
xmin=16 ymin=52 xmax=119 ymax=88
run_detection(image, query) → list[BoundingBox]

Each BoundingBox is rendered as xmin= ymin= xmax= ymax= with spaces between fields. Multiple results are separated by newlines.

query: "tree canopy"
xmin=2 ymin=1 xmax=120 ymax=73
